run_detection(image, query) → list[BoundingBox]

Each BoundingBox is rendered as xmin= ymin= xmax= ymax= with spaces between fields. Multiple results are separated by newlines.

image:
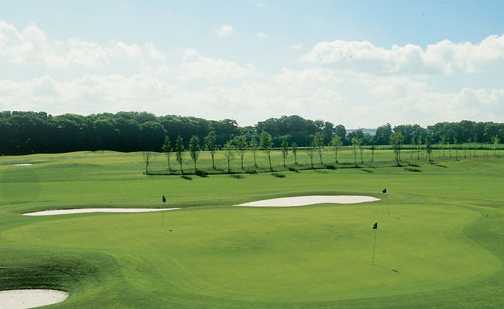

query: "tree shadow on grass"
xmin=181 ymin=175 xmax=193 ymax=180
xmin=271 ymin=172 xmax=286 ymax=178
xmin=195 ymin=170 xmax=208 ymax=177
xmin=229 ymin=174 xmax=245 ymax=179
xmin=404 ymin=167 xmax=422 ymax=172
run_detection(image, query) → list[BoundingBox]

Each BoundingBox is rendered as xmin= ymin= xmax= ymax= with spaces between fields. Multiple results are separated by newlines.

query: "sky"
xmin=1 ymin=0 xmax=504 ymax=128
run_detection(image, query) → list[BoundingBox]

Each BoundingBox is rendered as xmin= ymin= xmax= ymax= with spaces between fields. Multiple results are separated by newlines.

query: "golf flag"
xmin=372 ymin=222 xmax=378 ymax=230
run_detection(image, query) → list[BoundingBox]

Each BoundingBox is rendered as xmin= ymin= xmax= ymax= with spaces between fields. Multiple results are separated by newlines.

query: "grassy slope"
xmin=0 ymin=152 xmax=504 ymax=308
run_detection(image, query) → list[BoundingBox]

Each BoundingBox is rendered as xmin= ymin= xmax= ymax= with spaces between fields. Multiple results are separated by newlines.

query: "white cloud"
xmin=216 ymin=24 xmax=234 ymax=38
xmin=302 ymin=34 xmax=504 ymax=75
xmin=0 ymin=21 xmax=165 ymax=79
xmin=177 ymin=49 xmax=257 ymax=82
xmin=1 ymin=21 xmax=504 ymax=128
xmin=256 ymin=32 xmax=269 ymax=39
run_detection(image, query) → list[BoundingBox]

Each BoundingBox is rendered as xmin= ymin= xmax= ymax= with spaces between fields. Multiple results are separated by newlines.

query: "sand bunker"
xmin=24 ymin=208 xmax=180 ymax=216
xmin=12 ymin=163 xmax=33 ymax=167
xmin=0 ymin=289 xmax=68 ymax=309
xmin=237 ymin=195 xmax=380 ymax=207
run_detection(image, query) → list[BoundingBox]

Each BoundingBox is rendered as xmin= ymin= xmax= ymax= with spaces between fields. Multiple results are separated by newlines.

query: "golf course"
xmin=1 ymin=150 xmax=504 ymax=308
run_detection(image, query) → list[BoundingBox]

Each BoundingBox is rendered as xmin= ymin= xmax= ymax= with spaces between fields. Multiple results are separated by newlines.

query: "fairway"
xmin=1 ymin=152 xmax=504 ymax=308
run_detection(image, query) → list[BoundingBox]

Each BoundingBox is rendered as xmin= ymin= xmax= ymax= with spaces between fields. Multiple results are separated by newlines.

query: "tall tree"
xmin=175 ymin=136 xmax=184 ymax=174
xmin=390 ymin=132 xmax=404 ymax=166
xmin=140 ymin=121 xmax=166 ymax=151
xmin=351 ymin=137 xmax=360 ymax=166
xmin=416 ymin=134 xmax=422 ymax=160
xmin=334 ymin=124 xmax=347 ymax=145
xmin=292 ymin=142 xmax=298 ymax=165
xmin=223 ymin=141 xmax=235 ymax=173
xmin=331 ymin=135 xmax=342 ymax=164
xmin=374 ymin=123 xmax=393 ymax=145
xmin=306 ymin=144 xmax=315 ymax=169
xmin=370 ymin=141 xmax=376 ymax=164
xmin=142 ymin=151 xmax=151 ymax=175
xmin=189 ymin=136 xmax=200 ymax=171
xmin=313 ymin=132 xmax=324 ymax=165
xmin=250 ymin=135 xmax=259 ymax=168
xmin=322 ymin=122 xmax=334 ymax=145
xmin=260 ymin=131 xmax=273 ymax=171
xmin=494 ymin=136 xmax=500 ymax=157
xmin=281 ymin=137 xmax=289 ymax=168
xmin=204 ymin=130 xmax=217 ymax=169
xmin=359 ymin=143 xmax=364 ymax=164
xmin=162 ymin=136 xmax=172 ymax=171
xmin=425 ymin=134 xmax=433 ymax=163
xmin=235 ymin=134 xmax=248 ymax=170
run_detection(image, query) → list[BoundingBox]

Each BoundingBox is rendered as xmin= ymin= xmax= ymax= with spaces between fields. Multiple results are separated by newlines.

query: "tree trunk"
xmin=211 ymin=152 xmax=215 ymax=169
xmin=268 ymin=152 xmax=272 ymax=171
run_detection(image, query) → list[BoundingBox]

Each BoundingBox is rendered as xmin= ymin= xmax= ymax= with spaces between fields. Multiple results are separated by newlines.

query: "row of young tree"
xmin=147 ymin=129 xmax=502 ymax=175
xmin=2 ymin=111 xmax=504 ymax=155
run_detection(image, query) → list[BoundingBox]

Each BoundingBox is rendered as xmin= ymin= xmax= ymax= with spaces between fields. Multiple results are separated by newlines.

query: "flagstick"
xmin=371 ymin=228 xmax=377 ymax=265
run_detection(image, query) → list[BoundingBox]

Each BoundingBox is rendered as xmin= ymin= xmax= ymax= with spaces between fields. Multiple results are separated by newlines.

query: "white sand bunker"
xmin=237 ymin=195 xmax=380 ymax=207
xmin=24 ymin=208 xmax=179 ymax=216
xmin=12 ymin=163 xmax=33 ymax=167
xmin=0 ymin=289 xmax=68 ymax=309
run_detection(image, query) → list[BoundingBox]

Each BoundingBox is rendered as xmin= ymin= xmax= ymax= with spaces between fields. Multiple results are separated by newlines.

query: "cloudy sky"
xmin=1 ymin=0 xmax=504 ymax=127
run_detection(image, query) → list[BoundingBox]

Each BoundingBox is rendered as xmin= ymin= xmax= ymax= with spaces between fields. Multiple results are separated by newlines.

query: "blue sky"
xmin=5 ymin=2 xmax=504 ymax=43
xmin=1 ymin=1 xmax=504 ymax=127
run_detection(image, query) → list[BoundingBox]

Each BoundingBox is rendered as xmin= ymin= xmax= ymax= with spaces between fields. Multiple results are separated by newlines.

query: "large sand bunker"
xmin=23 ymin=208 xmax=179 ymax=216
xmin=0 ymin=289 xmax=68 ymax=309
xmin=237 ymin=195 xmax=380 ymax=207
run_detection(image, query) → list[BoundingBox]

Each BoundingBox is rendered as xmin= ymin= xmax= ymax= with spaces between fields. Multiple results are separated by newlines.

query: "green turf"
xmin=1 ymin=152 xmax=504 ymax=308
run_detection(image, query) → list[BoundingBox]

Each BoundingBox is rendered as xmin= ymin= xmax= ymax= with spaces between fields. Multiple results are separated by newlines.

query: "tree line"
xmin=1 ymin=111 xmax=504 ymax=155
xmin=149 ymin=129 xmax=502 ymax=176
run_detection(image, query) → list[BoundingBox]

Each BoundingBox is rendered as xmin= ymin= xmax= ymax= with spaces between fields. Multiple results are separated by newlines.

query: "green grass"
xmin=1 ymin=152 xmax=504 ymax=308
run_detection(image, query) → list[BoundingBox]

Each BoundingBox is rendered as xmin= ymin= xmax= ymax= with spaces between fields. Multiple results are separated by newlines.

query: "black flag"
xmin=372 ymin=222 xmax=378 ymax=230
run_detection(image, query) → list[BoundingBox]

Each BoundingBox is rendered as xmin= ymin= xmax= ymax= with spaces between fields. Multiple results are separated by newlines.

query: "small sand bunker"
xmin=237 ymin=195 xmax=380 ymax=207
xmin=12 ymin=163 xmax=33 ymax=167
xmin=24 ymin=208 xmax=180 ymax=216
xmin=0 ymin=289 xmax=68 ymax=309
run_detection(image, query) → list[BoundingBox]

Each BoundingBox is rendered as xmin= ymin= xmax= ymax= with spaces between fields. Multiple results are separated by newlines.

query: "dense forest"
xmin=1 ymin=111 xmax=504 ymax=155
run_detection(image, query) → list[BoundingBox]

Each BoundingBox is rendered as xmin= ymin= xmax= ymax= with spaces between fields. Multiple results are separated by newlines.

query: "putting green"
xmin=1 ymin=151 xmax=504 ymax=308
